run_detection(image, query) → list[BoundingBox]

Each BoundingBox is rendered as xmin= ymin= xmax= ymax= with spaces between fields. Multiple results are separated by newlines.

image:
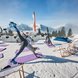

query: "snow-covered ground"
xmin=0 ymin=38 xmax=78 ymax=78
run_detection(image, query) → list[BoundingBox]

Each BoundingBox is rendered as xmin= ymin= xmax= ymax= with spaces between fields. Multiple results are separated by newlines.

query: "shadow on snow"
xmin=25 ymin=55 xmax=78 ymax=64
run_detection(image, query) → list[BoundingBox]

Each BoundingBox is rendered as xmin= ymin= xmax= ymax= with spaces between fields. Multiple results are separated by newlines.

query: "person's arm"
xmin=22 ymin=32 xmax=28 ymax=38
xmin=9 ymin=22 xmax=24 ymax=41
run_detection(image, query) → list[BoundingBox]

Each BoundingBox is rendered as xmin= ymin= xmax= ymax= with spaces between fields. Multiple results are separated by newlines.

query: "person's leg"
xmin=48 ymin=38 xmax=51 ymax=44
xmin=11 ymin=42 xmax=25 ymax=64
xmin=48 ymin=38 xmax=55 ymax=46
xmin=27 ymin=44 xmax=39 ymax=58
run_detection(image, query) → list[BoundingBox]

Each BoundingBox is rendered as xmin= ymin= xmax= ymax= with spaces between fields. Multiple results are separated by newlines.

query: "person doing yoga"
xmin=46 ymin=34 xmax=54 ymax=46
xmin=9 ymin=22 xmax=39 ymax=64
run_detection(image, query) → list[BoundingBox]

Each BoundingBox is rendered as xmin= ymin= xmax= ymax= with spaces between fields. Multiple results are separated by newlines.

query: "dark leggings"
xmin=13 ymin=26 xmax=28 ymax=60
xmin=13 ymin=42 xmax=26 ymax=60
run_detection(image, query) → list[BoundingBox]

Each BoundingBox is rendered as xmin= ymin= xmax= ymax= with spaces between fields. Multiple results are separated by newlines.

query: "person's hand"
xmin=9 ymin=22 xmax=17 ymax=28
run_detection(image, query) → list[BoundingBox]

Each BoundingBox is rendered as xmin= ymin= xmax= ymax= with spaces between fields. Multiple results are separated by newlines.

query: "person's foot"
xmin=35 ymin=55 xmax=41 ymax=58
xmin=34 ymin=47 xmax=38 ymax=51
xmin=35 ymin=53 xmax=42 ymax=58
xmin=48 ymin=43 xmax=55 ymax=47
xmin=2 ymin=54 xmax=4 ymax=58
xmin=52 ymin=44 xmax=55 ymax=47
xmin=2 ymin=65 xmax=11 ymax=70
xmin=10 ymin=59 xmax=17 ymax=64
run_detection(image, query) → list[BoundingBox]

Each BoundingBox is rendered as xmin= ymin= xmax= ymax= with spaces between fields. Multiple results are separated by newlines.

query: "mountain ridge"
xmin=6 ymin=23 xmax=78 ymax=34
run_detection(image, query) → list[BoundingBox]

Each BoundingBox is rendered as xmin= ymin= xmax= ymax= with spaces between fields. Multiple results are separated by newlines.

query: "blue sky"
xmin=0 ymin=0 xmax=78 ymax=28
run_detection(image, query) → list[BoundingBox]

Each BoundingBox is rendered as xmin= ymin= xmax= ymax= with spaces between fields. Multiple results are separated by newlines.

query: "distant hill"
xmin=7 ymin=24 xmax=33 ymax=31
xmin=6 ymin=23 xmax=78 ymax=34
xmin=40 ymin=24 xmax=55 ymax=33
xmin=7 ymin=24 xmax=55 ymax=33
xmin=18 ymin=24 xmax=32 ymax=31
xmin=57 ymin=24 xmax=78 ymax=34
xmin=40 ymin=24 xmax=78 ymax=34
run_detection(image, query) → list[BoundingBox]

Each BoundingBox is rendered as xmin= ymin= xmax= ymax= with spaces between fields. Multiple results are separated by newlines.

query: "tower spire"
xmin=33 ymin=12 xmax=36 ymax=32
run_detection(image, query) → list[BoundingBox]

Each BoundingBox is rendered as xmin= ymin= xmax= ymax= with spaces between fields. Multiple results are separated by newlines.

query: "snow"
xmin=36 ymin=40 xmax=45 ymax=44
xmin=0 ymin=41 xmax=4 ymax=44
xmin=0 ymin=37 xmax=78 ymax=78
